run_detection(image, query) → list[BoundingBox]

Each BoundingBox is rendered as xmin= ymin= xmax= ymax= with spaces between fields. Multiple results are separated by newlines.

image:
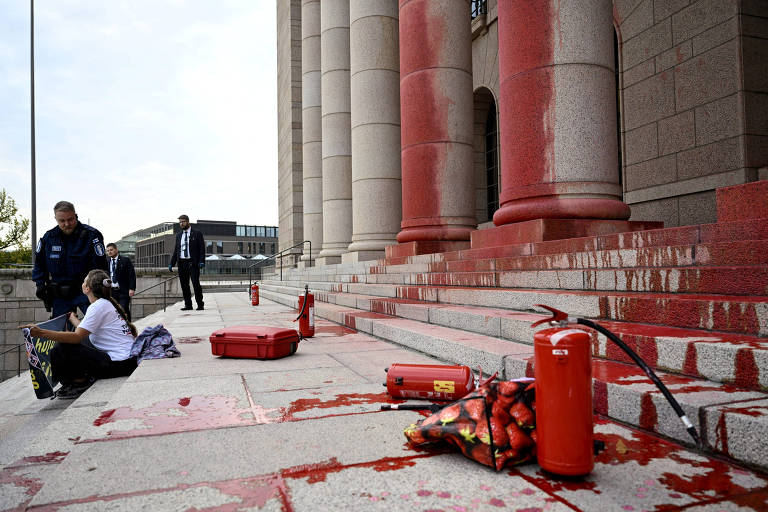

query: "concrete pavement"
xmin=1 ymin=292 xmax=767 ymax=511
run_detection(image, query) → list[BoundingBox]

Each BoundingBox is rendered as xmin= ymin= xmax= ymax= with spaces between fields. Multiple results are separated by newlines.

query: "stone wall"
xmin=0 ymin=268 xmax=184 ymax=381
xmin=617 ymin=0 xmax=766 ymax=227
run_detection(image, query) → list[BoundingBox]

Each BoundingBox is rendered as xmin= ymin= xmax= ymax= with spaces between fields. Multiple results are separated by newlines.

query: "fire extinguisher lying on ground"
xmin=293 ymin=284 xmax=314 ymax=338
xmin=383 ymin=363 xmax=477 ymax=402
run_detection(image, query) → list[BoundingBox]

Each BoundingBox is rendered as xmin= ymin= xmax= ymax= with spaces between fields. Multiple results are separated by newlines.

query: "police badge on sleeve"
xmin=93 ymin=238 xmax=105 ymax=256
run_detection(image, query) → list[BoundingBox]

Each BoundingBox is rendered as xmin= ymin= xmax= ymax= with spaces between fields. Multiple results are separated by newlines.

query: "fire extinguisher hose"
xmin=294 ymin=284 xmax=309 ymax=322
xmin=575 ymin=317 xmax=702 ymax=448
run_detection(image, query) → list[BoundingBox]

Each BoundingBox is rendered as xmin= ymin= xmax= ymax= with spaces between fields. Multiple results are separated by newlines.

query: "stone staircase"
xmin=260 ymin=181 xmax=768 ymax=471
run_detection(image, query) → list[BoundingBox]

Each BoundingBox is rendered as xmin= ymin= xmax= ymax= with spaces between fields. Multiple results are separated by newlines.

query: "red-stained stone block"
xmin=470 ymin=219 xmax=662 ymax=249
xmin=385 ymin=241 xmax=470 ymax=259
xmin=695 ymin=240 xmax=768 ymax=266
xmin=597 ymin=225 xmax=700 ymax=250
xmin=717 ymin=180 xmax=768 ymax=222
xmin=700 ymin=218 xmax=768 ymax=243
xmin=458 ymin=243 xmax=532 ymax=260
xmin=601 ymin=294 xmax=767 ymax=335
xmin=444 ymin=259 xmax=495 ymax=272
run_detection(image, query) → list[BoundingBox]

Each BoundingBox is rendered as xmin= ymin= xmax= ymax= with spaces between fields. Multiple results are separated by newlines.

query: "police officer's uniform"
xmin=32 ymin=222 xmax=108 ymax=317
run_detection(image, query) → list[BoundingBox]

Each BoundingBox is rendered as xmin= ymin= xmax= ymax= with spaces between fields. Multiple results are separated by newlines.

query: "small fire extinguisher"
xmin=294 ymin=285 xmax=314 ymax=338
xmin=250 ymin=283 xmax=259 ymax=306
xmin=533 ymin=327 xmax=593 ymax=476
xmin=384 ymin=363 xmax=476 ymax=401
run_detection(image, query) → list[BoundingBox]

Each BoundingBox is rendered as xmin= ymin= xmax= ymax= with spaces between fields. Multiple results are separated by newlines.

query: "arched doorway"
xmin=473 ymin=87 xmax=499 ymax=224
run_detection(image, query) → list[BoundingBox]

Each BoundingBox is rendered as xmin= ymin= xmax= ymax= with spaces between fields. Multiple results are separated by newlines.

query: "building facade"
xmin=134 ymin=220 xmax=278 ymax=268
xmin=114 ymin=222 xmax=176 ymax=261
xmin=276 ymin=0 xmax=767 ymax=263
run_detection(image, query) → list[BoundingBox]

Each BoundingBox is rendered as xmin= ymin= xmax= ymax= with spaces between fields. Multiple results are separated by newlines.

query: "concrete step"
xmin=262 ymin=279 xmax=768 ymax=336
xmin=260 ymin=281 xmax=768 ymax=391
xmin=380 ymin=218 xmax=768 ymax=267
xmin=260 ymin=287 xmax=768 ymax=470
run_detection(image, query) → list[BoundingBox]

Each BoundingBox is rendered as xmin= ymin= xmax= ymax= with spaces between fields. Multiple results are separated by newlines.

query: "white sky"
xmin=0 ymin=0 xmax=279 ymax=246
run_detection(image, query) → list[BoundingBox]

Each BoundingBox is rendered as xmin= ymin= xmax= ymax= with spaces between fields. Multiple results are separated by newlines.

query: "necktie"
xmin=183 ymin=231 xmax=189 ymax=258
xmin=111 ymin=258 xmax=116 ymax=281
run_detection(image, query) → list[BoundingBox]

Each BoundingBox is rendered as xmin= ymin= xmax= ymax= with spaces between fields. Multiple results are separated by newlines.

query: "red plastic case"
xmin=209 ymin=326 xmax=300 ymax=359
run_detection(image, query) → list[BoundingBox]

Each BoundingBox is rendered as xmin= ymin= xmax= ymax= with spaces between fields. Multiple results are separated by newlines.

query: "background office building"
xmin=135 ymin=220 xmax=278 ymax=268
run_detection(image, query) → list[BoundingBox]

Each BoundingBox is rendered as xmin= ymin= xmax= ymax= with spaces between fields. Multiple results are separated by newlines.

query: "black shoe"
xmin=181 ymin=306 xmax=193 ymax=311
xmin=196 ymin=305 xmax=204 ymax=310
xmin=55 ymin=378 xmax=95 ymax=400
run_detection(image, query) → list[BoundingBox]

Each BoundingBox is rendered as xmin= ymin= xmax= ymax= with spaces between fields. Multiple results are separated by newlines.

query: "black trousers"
xmin=178 ymin=260 xmax=204 ymax=308
xmin=51 ymin=342 xmax=137 ymax=385
xmin=114 ymin=292 xmax=132 ymax=322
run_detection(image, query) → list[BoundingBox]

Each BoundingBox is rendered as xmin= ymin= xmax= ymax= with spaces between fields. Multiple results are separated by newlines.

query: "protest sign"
xmin=22 ymin=314 xmax=67 ymax=399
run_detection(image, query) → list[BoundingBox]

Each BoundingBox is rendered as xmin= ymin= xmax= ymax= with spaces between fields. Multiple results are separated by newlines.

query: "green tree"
xmin=0 ymin=189 xmax=30 ymax=251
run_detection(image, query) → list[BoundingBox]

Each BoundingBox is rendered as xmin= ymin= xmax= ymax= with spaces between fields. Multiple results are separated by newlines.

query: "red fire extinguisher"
xmin=533 ymin=327 xmax=593 ymax=476
xmin=384 ymin=363 xmax=476 ymax=401
xmin=250 ymin=283 xmax=259 ymax=306
xmin=294 ymin=285 xmax=314 ymax=338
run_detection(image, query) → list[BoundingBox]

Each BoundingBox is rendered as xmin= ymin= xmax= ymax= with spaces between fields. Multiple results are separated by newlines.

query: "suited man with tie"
xmin=105 ymin=243 xmax=137 ymax=321
xmin=168 ymin=215 xmax=205 ymax=311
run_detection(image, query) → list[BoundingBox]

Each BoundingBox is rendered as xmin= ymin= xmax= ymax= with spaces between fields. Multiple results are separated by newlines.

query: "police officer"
xmin=32 ymin=201 xmax=109 ymax=317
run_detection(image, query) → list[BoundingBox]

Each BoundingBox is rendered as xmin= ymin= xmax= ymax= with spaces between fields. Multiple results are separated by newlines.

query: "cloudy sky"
xmin=0 ymin=0 xmax=278 ymax=246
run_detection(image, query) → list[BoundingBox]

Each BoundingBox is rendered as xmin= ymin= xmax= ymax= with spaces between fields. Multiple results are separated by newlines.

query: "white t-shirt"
xmin=78 ymin=298 xmax=134 ymax=361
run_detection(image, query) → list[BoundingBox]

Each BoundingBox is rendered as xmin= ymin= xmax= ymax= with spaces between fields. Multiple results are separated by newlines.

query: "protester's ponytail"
xmin=84 ymin=270 xmax=138 ymax=337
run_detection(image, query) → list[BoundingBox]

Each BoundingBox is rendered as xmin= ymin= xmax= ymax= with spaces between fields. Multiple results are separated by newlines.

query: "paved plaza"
xmin=1 ymin=292 xmax=767 ymax=511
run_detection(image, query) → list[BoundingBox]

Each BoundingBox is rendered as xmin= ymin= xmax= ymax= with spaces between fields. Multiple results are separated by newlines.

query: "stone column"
xmin=317 ymin=0 xmax=352 ymax=265
xmin=493 ymin=0 xmax=630 ymax=226
xmin=300 ymin=0 xmax=322 ymax=265
xmin=344 ymin=0 xmax=401 ymax=262
xmin=396 ymin=0 xmax=476 ymax=246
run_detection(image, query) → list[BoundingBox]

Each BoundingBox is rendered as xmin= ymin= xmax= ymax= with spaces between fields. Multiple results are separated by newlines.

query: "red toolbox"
xmin=209 ymin=326 xmax=300 ymax=359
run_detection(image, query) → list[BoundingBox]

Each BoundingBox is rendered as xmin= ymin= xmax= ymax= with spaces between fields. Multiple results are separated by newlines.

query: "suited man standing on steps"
xmin=169 ymin=215 xmax=205 ymax=311
xmin=106 ymin=243 xmax=136 ymax=321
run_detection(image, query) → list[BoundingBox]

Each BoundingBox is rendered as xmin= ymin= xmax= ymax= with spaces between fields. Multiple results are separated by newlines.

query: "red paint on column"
xmin=397 ymin=0 xmax=473 ymax=243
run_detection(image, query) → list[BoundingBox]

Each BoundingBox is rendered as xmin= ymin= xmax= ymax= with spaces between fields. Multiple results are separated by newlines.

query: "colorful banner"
xmin=22 ymin=314 xmax=67 ymax=399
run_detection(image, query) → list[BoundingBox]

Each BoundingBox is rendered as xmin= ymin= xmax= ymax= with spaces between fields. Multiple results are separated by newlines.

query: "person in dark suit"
xmin=168 ymin=215 xmax=205 ymax=311
xmin=105 ymin=243 xmax=136 ymax=321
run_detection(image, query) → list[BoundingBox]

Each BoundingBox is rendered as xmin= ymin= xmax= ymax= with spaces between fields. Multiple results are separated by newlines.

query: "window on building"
xmin=246 ymin=226 xmax=255 ymax=237
xmin=257 ymin=226 xmax=266 ymax=237
xmin=216 ymin=241 xmax=224 ymax=254
xmin=259 ymin=242 xmax=265 ymax=254
xmin=206 ymin=241 xmax=213 ymax=254
xmin=485 ymin=98 xmax=499 ymax=218
xmin=266 ymin=227 xmax=275 ymax=238
xmin=271 ymin=243 xmax=276 ymax=254
xmin=238 ymin=242 xmax=243 ymax=253
xmin=236 ymin=226 xmax=245 ymax=237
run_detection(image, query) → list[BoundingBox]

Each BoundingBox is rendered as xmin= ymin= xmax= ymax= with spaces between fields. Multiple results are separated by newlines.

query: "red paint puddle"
xmin=88 ymin=396 xmax=263 ymax=440
xmin=510 ymin=417 xmax=768 ymax=509
xmin=0 ymin=466 xmax=46 ymax=510
xmin=280 ymin=454 xmax=437 ymax=484
xmin=278 ymin=393 xmax=390 ymax=422
xmin=6 ymin=451 xmax=68 ymax=469
xmin=28 ymin=474 xmax=294 ymax=512
xmin=313 ymin=325 xmax=357 ymax=336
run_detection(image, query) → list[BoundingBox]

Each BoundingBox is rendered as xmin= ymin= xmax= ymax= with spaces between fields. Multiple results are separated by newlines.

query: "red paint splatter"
xmin=279 ymin=393 xmax=390 ymax=422
xmin=179 ymin=397 xmax=191 ymax=407
xmin=734 ymin=348 xmax=759 ymax=389
xmin=314 ymin=325 xmax=357 ymax=336
xmin=639 ymin=393 xmax=658 ymax=431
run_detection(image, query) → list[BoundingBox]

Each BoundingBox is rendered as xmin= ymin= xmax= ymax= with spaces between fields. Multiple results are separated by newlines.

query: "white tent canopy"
xmin=252 ymin=254 xmax=269 ymax=260
xmin=205 ymin=254 xmax=220 ymax=261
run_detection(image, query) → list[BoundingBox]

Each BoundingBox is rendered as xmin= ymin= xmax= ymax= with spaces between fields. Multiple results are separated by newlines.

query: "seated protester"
xmin=21 ymin=269 xmax=138 ymax=399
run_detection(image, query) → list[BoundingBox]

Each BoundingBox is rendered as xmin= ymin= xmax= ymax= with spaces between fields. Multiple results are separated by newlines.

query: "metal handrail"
xmin=0 ymin=342 xmax=24 ymax=380
xmin=132 ymin=275 xmax=178 ymax=312
xmin=247 ymin=240 xmax=311 ymax=291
